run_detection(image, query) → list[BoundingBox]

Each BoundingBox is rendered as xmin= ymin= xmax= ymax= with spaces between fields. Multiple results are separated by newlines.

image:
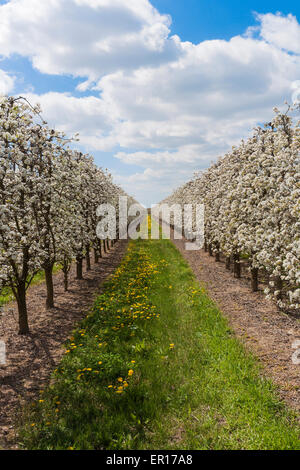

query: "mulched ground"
xmin=0 ymin=240 xmax=128 ymax=449
xmin=168 ymin=227 xmax=300 ymax=418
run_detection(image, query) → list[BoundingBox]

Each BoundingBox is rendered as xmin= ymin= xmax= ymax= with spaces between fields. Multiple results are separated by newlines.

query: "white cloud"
xmin=0 ymin=0 xmax=178 ymax=78
xmin=23 ymin=91 xmax=118 ymax=151
xmin=257 ymin=12 xmax=300 ymax=54
xmin=115 ymin=148 xmax=200 ymax=166
xmin=0 ymin=68 xmax=15 ymax=95
xmin=94 ymin=30 xmax=300 ymax=161
xmin=112 ymin=166 xmax=192 ymax=207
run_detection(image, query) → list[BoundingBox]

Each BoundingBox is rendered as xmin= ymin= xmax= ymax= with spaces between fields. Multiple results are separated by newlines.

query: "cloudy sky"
xmin=0 ymin=0 xmax=300 ymax=206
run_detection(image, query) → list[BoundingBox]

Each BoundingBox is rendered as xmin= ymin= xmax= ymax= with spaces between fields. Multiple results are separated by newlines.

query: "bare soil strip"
xmin=0 ymin=240 xmax=128 ymax=449
xmin=168 ymin=230 xmax=300 ymax=417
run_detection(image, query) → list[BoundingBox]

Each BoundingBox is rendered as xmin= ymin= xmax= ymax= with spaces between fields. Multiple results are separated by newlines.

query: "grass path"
xmin=19 ymin=233 xmax=300 ymax=450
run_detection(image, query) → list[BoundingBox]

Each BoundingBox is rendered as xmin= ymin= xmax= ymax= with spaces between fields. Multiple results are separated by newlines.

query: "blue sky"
xmin=152 ymin=0 xmax=300 ymax=42
xmin=0 ymin=0 xmax=300 ymax=206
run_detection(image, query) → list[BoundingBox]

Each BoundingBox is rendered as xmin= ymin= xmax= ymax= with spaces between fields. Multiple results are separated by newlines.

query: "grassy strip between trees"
xmin=19 ymin=227 xmax=300 ymax=450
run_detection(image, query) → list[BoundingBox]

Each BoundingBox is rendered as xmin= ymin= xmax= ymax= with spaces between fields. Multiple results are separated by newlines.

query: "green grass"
xmin=18 ymin=234 xmax=300 ymax=450
xmin=0 ymin=264 xmax=61 ymax=308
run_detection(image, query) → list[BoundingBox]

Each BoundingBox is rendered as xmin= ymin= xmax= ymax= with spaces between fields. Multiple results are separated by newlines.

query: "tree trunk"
xmin=275 ymin=276 xmax=283 ymax=300
xmin=103 ymin=239 xmax=107 ymax=254
xmin=106 ymin=239 xmax=110 ymax=251
xmin=226 ymin=256 xmax=231 ymax=270
xmin=76 ymin=256 xmax=83 ymax=280
xmin=16 ymin=281 xmax=30 ymax=335
xmin=85 ymin=245 xmax=91 ymax=271
xmin=233 ymin=253 xmax=241 ymax=278
xmin=63 ymin=266 xmax=68 ymax=292
xmin=208 ymin=244 xmax=213 ymax=257
xmin=251 ymin=268 xmax=259 ymax=292
xmin=99 ymin=240 xmax=103 ymax=258
xmin=215 ymin=243 xmax=220 ymax=262
xmin=44 ymin=262 xmax=55 ymax=309
xmin=63 ymin=270 xmax=68 ymax=292
xmin=62 ymin=258 xmax=70 ymax=292
xmin=94 ymin=248 xmax=99 ymax=264
xmin=204 ymin=241 xmax=208 ymax=252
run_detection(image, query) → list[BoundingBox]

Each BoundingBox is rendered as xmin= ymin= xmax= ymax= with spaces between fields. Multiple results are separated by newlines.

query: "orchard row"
xmin=0 ymin=96 xmax=135 ymax=334
xmin=163 ymin=106 xmax=300 ymax=311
